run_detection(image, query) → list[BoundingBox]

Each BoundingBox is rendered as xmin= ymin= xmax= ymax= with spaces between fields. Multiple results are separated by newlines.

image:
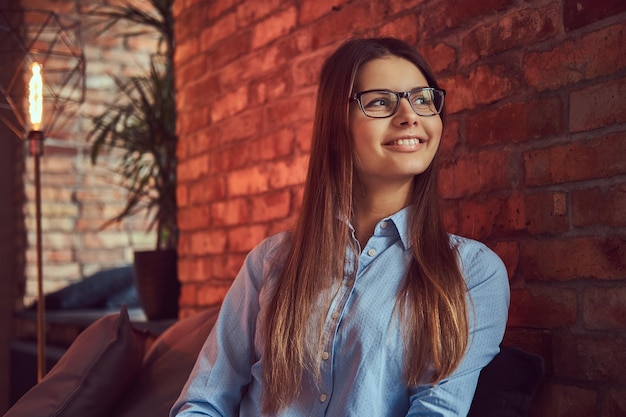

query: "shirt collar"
xmin=344 ymin=206 xmax=412 ymax=250
xmin=344 ymin=206 xmax=413 ymax=251
xmin=384 ymin=206 xmax=412 ymax=250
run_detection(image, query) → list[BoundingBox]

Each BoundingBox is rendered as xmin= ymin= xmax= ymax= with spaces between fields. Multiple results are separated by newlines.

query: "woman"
xmin=171 ymin=37 xmax=509 ymax=417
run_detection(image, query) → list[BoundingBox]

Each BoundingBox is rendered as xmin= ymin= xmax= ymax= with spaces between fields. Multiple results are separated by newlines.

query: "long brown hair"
xmin=262 ymin=37 xmax=468 ymax=414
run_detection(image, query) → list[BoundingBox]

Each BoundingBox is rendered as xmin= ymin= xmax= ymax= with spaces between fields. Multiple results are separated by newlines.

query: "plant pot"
xmin=133 ymin=249 xmax=179 ymax=320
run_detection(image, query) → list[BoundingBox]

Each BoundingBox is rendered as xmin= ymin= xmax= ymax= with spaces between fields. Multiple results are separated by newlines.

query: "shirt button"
xmin=322 ymin=351 xmax=329 ymax=360
xmin=345 ymin=279 xmax=354 ymax=286
xmin=367 ymin=248 xmax=376 ymax=256
xmin=331 ymin=311 xmax=339 ymax=319
xmin=380 ymin=221 xmax=388 ymax=229
xmin=320 ymin=393 xmax=327 ymax=403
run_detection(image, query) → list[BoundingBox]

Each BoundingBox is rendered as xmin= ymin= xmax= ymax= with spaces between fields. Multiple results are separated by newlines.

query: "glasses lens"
xmin=359 ymin=91 xmax=398 ymax=117
xmin=410 ymin=88 xmax=444 ymax=116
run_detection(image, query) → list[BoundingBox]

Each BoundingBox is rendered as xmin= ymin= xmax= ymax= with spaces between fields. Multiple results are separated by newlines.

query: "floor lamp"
xmin=0 ymin=9 xmax=85 ymax=382
xmin=28 ymin=62 xmax=46 ymax=381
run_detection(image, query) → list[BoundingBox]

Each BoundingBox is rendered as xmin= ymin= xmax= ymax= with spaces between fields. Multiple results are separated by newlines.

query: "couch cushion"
xmin=468 ymin=345 xmax=545 ymax=417
xmin=6 ymin=305 xmax=147 ymax=417
xmin=111 ymin=306 xmax=220 ymax=417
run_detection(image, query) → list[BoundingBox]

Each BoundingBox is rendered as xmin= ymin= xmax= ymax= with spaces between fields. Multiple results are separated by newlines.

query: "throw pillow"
xmin=111 ymin=306 xmax=221 ymax=417
xmin=5 ymin=305 xmax=147 ymax=417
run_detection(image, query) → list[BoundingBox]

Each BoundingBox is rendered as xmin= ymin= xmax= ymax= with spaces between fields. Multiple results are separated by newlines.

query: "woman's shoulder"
xmin=255 ymin=231 xmax=290 ymax=251
xmin=235 ymin=231 xmax=292 ymax=289
xmin=246 ymin=231 xmax=291 ymax=265
xmin=449 ymin=234 xmax=508 ymax=286
xmin=449 ymin=234 xmax=499 ymax=261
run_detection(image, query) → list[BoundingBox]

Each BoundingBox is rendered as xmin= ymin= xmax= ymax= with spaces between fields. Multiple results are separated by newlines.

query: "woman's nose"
xmin=394 ymin=97 xmax=419 ymax=126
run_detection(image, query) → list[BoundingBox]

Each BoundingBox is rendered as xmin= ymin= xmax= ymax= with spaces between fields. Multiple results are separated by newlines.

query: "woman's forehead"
xmin=355 ymin=56 xmax=429 ymax=91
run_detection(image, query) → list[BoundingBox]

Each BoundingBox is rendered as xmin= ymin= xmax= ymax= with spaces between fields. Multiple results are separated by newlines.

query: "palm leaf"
xmin=87 ymin=0 xmax=177 ymax=249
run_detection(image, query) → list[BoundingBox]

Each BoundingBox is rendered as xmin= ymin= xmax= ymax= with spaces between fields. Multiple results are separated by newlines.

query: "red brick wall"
xmin=173 ymin=0 xmax=626 ymax=414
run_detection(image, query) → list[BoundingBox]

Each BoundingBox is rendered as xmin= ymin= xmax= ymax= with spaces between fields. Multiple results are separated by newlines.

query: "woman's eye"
xmin=412 ymin=92 xmax=433 ymax=107
xmin=364 ymin=95 xmax=393 ymax=108
xmin=369 ymin=98 xmax=387 ymax=107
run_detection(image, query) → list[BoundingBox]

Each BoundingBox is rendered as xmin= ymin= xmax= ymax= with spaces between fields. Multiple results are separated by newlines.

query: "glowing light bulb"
xmin=29 ymin=62 xmax=43 ymax=131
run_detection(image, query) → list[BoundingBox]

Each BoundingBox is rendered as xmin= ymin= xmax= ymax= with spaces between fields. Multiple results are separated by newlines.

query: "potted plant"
xmin=87 ymin=0 xmax=179 ymax=319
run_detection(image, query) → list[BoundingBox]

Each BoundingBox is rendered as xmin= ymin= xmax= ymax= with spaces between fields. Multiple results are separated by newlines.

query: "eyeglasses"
xmin=351 ymin=87 xmax=445 ymax=118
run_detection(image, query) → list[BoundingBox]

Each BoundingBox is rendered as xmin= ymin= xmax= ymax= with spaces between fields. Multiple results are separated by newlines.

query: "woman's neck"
xmin=352 ymin=179 xmax=412 ymax=247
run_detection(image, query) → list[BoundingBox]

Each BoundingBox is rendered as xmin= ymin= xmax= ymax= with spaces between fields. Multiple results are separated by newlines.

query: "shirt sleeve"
xmin=170 ymin=236 xmax=278 ymax=417
xmin=406 ymin=239 xmax=510 ymax=416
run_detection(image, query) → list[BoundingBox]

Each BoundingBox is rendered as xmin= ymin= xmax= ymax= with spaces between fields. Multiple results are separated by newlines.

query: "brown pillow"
xmin=6 ymin=305 xmax=147 ymax=417
xmin=111 ymin=306 xmax=220 ymax=417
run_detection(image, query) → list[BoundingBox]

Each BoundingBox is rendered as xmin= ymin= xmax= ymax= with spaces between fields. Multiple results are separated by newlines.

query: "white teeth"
xmin=392 ymin=138 xmax=422 ymax=146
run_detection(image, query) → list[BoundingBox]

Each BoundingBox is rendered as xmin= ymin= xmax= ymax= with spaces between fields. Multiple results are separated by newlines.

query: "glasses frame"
xmin=351 ymin=87 xmax=446 ymax=118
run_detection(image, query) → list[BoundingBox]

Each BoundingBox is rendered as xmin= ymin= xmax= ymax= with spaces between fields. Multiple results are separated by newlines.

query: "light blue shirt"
xmin=171 ymin=208 xmax=510 ymax=417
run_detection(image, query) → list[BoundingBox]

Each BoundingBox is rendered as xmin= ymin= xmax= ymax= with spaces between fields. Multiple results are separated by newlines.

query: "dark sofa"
xmin=5 ymin=305 xmax=543 ymax=417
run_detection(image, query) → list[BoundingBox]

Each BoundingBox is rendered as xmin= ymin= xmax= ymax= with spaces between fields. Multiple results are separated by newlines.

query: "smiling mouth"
xmin=385 ymin=138 xmax=424 ymax=146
